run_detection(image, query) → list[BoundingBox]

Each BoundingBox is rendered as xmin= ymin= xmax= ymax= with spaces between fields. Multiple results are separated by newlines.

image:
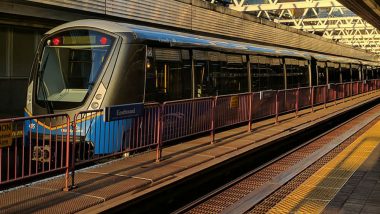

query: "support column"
xmin=308 ymin=60 xmax=312 ymax=87
xmin=316 ymin=64 xmax=319 ymax=86
xmin=191 ymin=54 xmax=195 ymax=98
xmin=350 ymin=64 xmax=353 ymax=82
xmin=247 ymin=55 xmax=252 ymax=92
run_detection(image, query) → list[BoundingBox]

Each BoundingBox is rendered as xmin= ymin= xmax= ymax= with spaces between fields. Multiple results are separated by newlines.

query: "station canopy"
xmin=209 ymin=0 xmax=380 ymax=55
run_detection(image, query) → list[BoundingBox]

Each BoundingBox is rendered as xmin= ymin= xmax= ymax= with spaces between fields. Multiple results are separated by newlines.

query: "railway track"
xmin=174 ymin=104 xmax=380 ymax=214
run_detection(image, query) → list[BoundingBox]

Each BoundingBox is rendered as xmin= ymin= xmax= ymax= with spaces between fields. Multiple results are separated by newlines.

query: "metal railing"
xmin=0 ymin=114 xmax=70 ymax=189
xmin=1 ymin=80 xmax=379 ymax=191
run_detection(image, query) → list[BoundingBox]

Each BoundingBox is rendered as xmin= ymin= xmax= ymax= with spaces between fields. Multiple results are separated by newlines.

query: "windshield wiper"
xmin=37 ymin=54 xmax=54 ymax=114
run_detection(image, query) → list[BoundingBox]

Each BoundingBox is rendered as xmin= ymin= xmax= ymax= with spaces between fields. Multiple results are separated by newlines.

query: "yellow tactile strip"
xmin=268 ymin=121 xmax=380 ymax=213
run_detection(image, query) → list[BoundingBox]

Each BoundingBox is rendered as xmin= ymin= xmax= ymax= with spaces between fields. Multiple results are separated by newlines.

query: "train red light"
xmin=100 ymin=37 xmax=108 ymax=45
xmin=52 ymin=37 xmax=60 ymax=46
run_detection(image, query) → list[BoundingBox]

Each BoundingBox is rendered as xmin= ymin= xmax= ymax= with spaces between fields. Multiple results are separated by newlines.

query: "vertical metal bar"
xmin=156 ymin=105 xmax=163 ymax=162
xmin=334 ymin=84 xmax=337 ymax=105
xmin=358 ymin=82 xmax=360 ymax=95
xmin=247 ymin=56 xmax=252 ymax=93
xmin=48 ymin=119 xmax=52 ymax=171
xmin=343 ymin=83 xmax=345 ymax=102
xmin=296 ymin=88 xmax=299 ymax=117
xmin=248 ymin=93 xmax=253 ymax=132
xmin=7 ymin=147 xmax=11 ymax=181
xmin=191 ymin=54 xmax=195 ymax=99
xmin=64 ymin=115 xmax=71 ymax=191
xmin=29 ymin=120 xmax=32 ymax=176
xmin=326 ymin=66 xmax=329 ymax=85
xmin=22 ymin=121 xmax=25 ymax=178
xmin=283 ymin=60 xmax=287 ymax=90
xmin=324 ymin=85 xmax=327 ymax=109
xmin=362 ymin=81 xmax=364 ymax=94
xmin=211 ymin=97 xmax=216 ymax=144
xmin=35 ymin=119 xmax=39 ymax=174
xmin=14 ymin=123 xmax=18 ymax=180
xmin=311 ymin=86 xmax=314 ymax=113
xmin=60 ymin=117 xmax=64 ymax=168
xmin=275 ymin=91 xmax=279 ymax=124
xmin=42 ymin=118 xmax=46 ymax=173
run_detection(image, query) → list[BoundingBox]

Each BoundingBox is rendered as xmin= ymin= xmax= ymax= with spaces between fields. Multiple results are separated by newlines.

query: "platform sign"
xmin=0 ymin=123 xmax=12 ymax=148
xmin=230 ymin=96 xmax=239 ymax=108
xmin=104 ymin=103 xmax=144 ymax=122
xmin=260 ymin=90 xmax=275 ymax=100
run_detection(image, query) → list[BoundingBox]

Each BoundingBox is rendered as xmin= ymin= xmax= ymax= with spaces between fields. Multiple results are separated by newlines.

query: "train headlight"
xmin=88 ymin=83 xmax=106 ymax=111
xmin=91 ymin=102 xmax=99 ymax=109
xmin=95 ymin=94 xmax=102 ymax=100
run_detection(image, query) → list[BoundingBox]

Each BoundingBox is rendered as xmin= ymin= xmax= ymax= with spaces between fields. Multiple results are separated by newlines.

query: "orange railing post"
xmin=156 ymin=104 xmax=163 ymax=162
xmin=295 ymin=88 xmax=299 ymax=117
xmin=248 ymin=93 xmax=253 ymax=132
xmin=311 ymin=86 xmax=314 ymax=113
xmin=275 ymin=91 xmax=279 ymax=124
xmin=211 ymin=97 xmax=217 ymax=144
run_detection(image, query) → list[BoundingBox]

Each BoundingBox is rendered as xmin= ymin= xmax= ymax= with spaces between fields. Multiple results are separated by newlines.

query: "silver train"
xmin=25 ymin=19 xmax=380 ymax=118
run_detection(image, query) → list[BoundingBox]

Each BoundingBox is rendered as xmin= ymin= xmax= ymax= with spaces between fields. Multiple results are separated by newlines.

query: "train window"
xmin=285 ymin=58 xmax=309 ymax=88
xmin=250 ymin=55 xmax=283 ymax=91
xmin=194 ymin=51 xmax=248 ymax=97
xmin=341 ymin=63 xmax=351 ymax=82
xmin=194 ymin=50 xmax=218 ymax=97
xmin=327 ymin=62 xmax=340 ymax=83
xmin=219 ymin=54 xmax=248 ymax=95
xmin=317 ymin=62 xmax=327 ymax=85
xmin=363 ymin=65 xmax=374 ymax=80
xmin=351 ymin=64 xmax=360 ymax=81
xmin=375 ymin=67 xmax=380 ymax=79
xmin=35 ymin=29 xmax=115 ymax=109
xmin=145 ymin=48 xmax=191 ymax=102
xmin=194 ymin=60 xmax=209 ymax=97
xmin=366 ymin=66 xmax=372 ymax=80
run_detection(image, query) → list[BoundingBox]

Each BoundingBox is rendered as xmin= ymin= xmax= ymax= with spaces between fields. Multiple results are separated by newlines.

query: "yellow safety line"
xmin=268 ymin=120 xmax=380 ymax=214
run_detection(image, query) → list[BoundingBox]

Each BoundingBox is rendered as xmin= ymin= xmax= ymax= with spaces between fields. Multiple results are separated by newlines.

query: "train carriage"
xmin=23 ymin=19 xmax=380 ymax=164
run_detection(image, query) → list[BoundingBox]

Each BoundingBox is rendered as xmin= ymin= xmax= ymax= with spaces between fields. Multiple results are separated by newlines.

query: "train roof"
xmin=46 ymin=19 xmax=377 ymax=66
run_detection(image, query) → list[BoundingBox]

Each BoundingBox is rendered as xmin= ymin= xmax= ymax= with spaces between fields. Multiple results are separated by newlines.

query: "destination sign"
xmin=104 ymin=103 xmax=144 ymax=122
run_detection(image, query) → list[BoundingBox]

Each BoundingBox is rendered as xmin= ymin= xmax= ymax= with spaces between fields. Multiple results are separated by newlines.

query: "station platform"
xmin=266 ymin=113 xmax=380 ymax=214
xmin=0 ymin=91 xmax=380 ymax=213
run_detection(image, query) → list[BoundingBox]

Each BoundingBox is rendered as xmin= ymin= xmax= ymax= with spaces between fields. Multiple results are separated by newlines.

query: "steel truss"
xmin=229 ymin=0 xmax=380 ymax=54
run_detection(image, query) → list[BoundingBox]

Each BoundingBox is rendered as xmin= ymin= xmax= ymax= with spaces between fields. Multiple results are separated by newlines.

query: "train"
xmin=23 ymin=19 xmax=380 ymax=163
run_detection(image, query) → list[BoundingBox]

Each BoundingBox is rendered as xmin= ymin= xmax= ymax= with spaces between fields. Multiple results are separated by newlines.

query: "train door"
xmin=193 ymin=50 xmax=211 ymax=97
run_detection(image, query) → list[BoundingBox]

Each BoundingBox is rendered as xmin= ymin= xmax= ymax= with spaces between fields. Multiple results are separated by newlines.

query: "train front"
xmin=24 ymin=24 xmax=120 ymax=164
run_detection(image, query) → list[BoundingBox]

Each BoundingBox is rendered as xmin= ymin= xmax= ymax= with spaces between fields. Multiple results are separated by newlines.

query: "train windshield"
xmin=36 ymin=30 xmax=115 ymax=110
